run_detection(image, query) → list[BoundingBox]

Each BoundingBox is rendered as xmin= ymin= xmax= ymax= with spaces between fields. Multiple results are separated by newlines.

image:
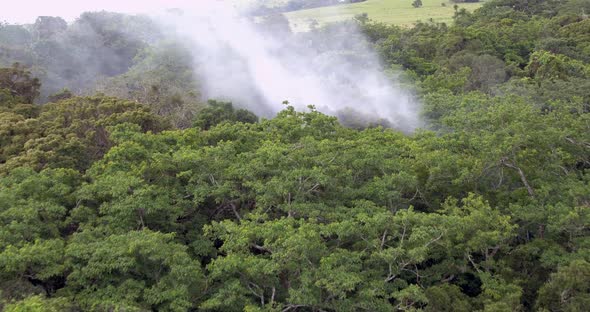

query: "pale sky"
xmin=2 ymin=0 xmax=254 ymax=24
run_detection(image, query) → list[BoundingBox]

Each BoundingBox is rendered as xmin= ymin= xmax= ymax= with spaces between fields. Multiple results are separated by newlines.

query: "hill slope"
xmin=286 ymin=0 xmax=485 ymax=31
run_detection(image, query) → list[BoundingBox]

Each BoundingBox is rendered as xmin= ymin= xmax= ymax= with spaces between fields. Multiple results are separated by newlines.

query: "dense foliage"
xmin=0 ymin=0 xmax=589 ymax=311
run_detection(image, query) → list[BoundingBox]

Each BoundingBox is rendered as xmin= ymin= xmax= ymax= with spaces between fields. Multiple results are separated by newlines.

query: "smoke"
xmin=0 ymin=12 xmax=164 ymax=102
xmin=156 ymin=1 xmax=421 ymax=131
xmin=2 ymin=0 xmax=422 ymax=131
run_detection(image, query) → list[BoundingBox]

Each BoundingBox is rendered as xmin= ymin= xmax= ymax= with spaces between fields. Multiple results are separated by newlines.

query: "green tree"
xmin=537 ymin=260 xmax=590 ymax=312
xmin=193 ymin=100 xmax=258 ymax=130
xmin=0 ymin=95 xmax=169 ymax=174
xmin=65 ymin=230 xmax=205 ymax=311
xmin=0 ymin=63 xmax=40 ymax=104
xmin=97 ymin=42 xmax=202 ymax=128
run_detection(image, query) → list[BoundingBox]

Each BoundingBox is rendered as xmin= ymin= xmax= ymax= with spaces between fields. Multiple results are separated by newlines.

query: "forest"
xmin=0 ymin=0 xmax=589 ymax=311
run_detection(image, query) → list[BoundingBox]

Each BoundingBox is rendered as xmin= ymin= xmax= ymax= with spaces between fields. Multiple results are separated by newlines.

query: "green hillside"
xmin=286 ymin=0 xmax=485 ymax=31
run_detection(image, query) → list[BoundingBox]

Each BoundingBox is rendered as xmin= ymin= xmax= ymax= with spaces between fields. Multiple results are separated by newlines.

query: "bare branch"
xmin=400 ymin=222 xmax=407 ymax=246
xmin=424 ymin=232 xmax=444 ymax=248
xmin=246 ymin=282 xmax=265 ymax=306
xmin=251 ymin=243 xmax=273 ymax=254
xmin=230 ymin=202 xmax=242 ymax=221
xmin=283 ymin=305 xmax=306 ymax=312
xmin=495 ymin=167 xmax=504 ymax=190
xmin=380 ymin=230 xmax=388 ymax=250
xmin=566 ymin=137 xmax=590 ymax=149
xmin=441 ymin=274 xmax=455 ymax=283
xmin=500 ymin=158 xmax=535 ymax=197
xmin=467 ymin=254 xmax=482 ymax=273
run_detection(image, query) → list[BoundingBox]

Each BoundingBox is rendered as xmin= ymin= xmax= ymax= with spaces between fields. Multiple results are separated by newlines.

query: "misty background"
xmin=0 ymin=0 xmax=421 ymax=130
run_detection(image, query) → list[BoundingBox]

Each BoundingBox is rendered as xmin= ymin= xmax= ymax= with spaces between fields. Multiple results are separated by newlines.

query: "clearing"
xmin=284 ymin=0 xmax=485 ymax=31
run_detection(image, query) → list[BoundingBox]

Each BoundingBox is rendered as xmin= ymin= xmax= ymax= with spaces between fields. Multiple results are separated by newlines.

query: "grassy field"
xmin=284 ymin=0 xmax=485 ymax=32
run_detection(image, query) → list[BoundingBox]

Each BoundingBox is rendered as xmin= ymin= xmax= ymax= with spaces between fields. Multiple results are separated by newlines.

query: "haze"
xmin=2 ymin=0 xmax=257 ymax=24
xmin=3 ymin=0 xmax=421 ymax=130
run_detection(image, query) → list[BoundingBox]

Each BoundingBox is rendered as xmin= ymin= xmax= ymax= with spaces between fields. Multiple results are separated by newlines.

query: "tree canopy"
xmin=0 ymin=0 xmax=589 ymax=311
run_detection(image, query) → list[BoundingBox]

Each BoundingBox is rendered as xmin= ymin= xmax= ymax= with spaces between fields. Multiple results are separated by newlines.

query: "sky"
xmin=2 ymin=0 xmax=254 ymax=24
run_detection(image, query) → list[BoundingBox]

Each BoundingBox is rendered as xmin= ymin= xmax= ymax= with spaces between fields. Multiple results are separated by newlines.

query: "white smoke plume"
xmin=4 ymin=0 xmax=422 ymax=131
xmin=156 ymin=1 xmax=421 ymax=131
